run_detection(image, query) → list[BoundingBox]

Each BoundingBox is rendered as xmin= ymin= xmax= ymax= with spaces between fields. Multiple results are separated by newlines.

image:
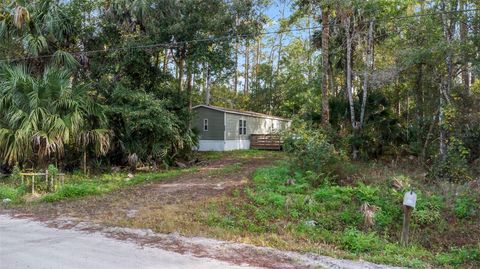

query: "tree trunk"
xmin=422 ymin=113 xmax=437 ymax=162
xmin=177 ymin=48 xmax=185 ymax=92
xmin=460 ymin=0 xmax=470 ymax=95
xmin=439 ymin=82 xmax=447 ymax=161
xmin=254 ymin=37 xmax=261 ymax=90
xmin=342 ymin=13 xmax=359 ymax=159
xmin=163 ymin=48 xmax=169 ymax=74
xmin=187 ymin=62 xmax=193 ymax=111
xmin=328 ymin=64 xmax=336 ymax=96
xmin=178 ymin=59 xmax=184 ymax=92
xmin=474 ymin=7 xmax=479 ymax=85
xmin=234 ymin=37 xmax=239 ymax=94
xmin=321 ymin=8 xmax=330 ymax=126
xmin=276 ymin=2 xmax=285 ymax=78
xmin=205 ymin=63 xmax=211 ymax=105
xmin=360 ymin=20 xmax=374 ymax=128
xmin=415 ymin=64 xmax=424 ymax=120
xmin=244 ymin=42 xmax=250 ymax=94
xmin=439 ymin=0 xmax=455 ymax=162
xmin=343 ymin=15 xmax=356 ymax=129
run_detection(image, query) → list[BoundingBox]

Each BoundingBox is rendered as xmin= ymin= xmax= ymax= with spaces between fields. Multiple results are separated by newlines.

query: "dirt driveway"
xmin=2 ymin=152 xmax=403 ymax=269
xmin=9 ymin=153 xmax=277 ymax=225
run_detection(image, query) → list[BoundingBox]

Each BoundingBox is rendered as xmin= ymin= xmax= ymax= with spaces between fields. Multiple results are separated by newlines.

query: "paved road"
xmin=0 ymin=215 xmax=258 ymax=269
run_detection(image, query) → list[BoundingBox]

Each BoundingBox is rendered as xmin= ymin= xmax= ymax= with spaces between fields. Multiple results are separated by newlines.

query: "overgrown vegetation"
xmin=205 ymin=161 xmax=480 ymax=268
xmin=0 ymin=0 xmax=262 ymax=173
xmin=0 ymin=0 xmax=479 ymax=267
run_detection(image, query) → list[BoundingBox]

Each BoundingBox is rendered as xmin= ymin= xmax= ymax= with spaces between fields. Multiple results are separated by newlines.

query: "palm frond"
xmin=23 ymin=34 xmax=47 ymax=56
xmin=0 ymin=64 xmax=109 ymax=165
xmin=52 ymin=50 xmax=79 ymax=70
xmin=13 ymin=5 xmax=29 ymax=29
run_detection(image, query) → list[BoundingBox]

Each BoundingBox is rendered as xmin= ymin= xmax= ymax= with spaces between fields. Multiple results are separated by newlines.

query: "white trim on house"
xmin=197 ymin=139 xmax=251 ymax=151
xmin=224 ymin=139 xmax=250 ymax=151
xmin=197 ymin=140 xmax=225 ymax=151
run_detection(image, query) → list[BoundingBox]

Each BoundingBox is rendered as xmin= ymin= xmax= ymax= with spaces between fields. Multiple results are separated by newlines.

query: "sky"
xmin=232 ymin=0 xmax=318 ymax=91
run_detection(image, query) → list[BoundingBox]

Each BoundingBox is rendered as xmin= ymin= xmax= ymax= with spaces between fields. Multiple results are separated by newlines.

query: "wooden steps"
xmin=250 ymin=134 xmax=283 ymax=150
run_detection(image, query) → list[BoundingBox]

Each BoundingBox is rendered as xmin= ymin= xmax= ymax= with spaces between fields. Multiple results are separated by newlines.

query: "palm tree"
xmin=76 ymin=102 xmax=111 ymax=174
xmin=0 ymin=65 xmax=110 ymax=167
xmin=0 ymin=1 xmax=105 ymax=169
xmin=0 ymin=1 xmax=76 ymax=67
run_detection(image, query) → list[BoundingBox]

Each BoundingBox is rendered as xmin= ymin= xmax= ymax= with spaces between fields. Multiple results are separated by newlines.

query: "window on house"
xmin=203 ymin=119 xmax=208 ymax=131
xmin=238 ymin=119 xmax=247 ymax=135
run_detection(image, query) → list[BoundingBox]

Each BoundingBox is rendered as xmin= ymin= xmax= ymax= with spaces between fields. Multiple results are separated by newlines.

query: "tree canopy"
xmin=0 ymin=0 xmax=478 ymax=180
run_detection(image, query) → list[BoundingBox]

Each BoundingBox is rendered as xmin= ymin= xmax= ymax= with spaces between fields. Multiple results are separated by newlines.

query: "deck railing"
xmin=250 ymin=134 xmax=283 ymax=150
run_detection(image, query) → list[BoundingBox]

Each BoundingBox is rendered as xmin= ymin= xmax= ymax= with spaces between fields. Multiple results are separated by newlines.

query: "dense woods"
xmin=1 ymin=1 xmax=480 ymax=268
xmin=0 ymin=0 xmax=479 ymax=178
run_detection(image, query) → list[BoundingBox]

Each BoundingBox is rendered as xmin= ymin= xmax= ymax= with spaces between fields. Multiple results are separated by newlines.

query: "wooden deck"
xmin=250 ymin=134 xmax=283 ymax=150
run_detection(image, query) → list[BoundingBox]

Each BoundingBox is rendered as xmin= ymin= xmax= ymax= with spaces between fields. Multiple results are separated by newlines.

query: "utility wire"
xmin=0 ymin=8 xmax=478 ymax=63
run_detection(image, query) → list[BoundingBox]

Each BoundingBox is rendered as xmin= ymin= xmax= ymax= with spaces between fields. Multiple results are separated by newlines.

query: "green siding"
xmin=225 ymin=113 xmax=290 ymax=140
xmin=193 ymin=107 xmax=225 ymax=140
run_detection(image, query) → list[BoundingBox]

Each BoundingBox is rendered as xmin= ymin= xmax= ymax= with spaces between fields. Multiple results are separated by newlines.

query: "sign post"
xmin=401 ymin=191 xmax=416 ymax=246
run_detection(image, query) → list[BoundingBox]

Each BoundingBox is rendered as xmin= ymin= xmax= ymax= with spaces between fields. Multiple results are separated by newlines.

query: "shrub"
xmin=430 ymin=137 xmax=472 ymax=183
xmin=414 ymin=193 xmax=444 ymax=226
xmin=353 ymin=183 xmax=380 ymax=204
xmin=436 ymin=245 xmax=480 ymax=267
xmin=283 ymin=128 xmax=346 ymax=185
xmin=314 ymin=186 xmax=353 ymax=204
xmin=10 ymin=164 xmax=22 ymax=183
xmin=340 ymin=228 xmax=383 ymax=253
xmin=454 ymin=195 xmax=477 ymax=219
xmin=0 ymin=185 xmax=23 ymax=202
xmin=48 ymin=164 xmax=59 ymax=178
xmin=340 ymin=208 xmax=363 ymax=226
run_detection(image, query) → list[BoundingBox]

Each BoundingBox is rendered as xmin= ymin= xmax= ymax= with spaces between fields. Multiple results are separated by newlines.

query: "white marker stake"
xmin=401 ymin=191 xmax=416 ymax=246
xmin=403 ymin=191 xmax=417 ymax=208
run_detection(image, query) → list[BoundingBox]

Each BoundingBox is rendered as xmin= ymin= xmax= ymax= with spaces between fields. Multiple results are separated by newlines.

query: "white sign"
xmin=403 ymin=191 xmax=417 ymax=208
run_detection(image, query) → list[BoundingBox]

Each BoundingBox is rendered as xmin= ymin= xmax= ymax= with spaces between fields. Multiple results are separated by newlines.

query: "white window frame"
xmin=238 ymin=119 xmax=247 ymax=135
xmin=203 ymin=119 xmax=208 ymax=131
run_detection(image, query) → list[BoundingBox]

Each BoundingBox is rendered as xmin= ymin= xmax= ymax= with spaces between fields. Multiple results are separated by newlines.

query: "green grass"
xmin=435 ymin=245 xmax=480 ymax=267
xmin=41 ymin=168 xmax=197 ymax=202
xmin=0 ymin=168 xmax=197 ymax=204
xmin=207 ymin=162 xmax=243 ymax=176
xmin=0 ymin=185 xmax=24 ymax=203
xmin=204 ymin=162 xmax=480 ymax=268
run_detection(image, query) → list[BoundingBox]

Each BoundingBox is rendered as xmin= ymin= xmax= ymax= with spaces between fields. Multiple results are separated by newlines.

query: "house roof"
xmin=193 ymin=105 xmax=290 ymax=121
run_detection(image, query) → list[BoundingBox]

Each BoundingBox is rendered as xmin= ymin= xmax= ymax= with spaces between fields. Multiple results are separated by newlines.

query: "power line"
xmin=382 ymin=8 xmax=479 ymax=21
xmin=0 ymin=8 xmax=478 ymax=63
xmin=0 ymin=27 xmax=320 ymax=63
